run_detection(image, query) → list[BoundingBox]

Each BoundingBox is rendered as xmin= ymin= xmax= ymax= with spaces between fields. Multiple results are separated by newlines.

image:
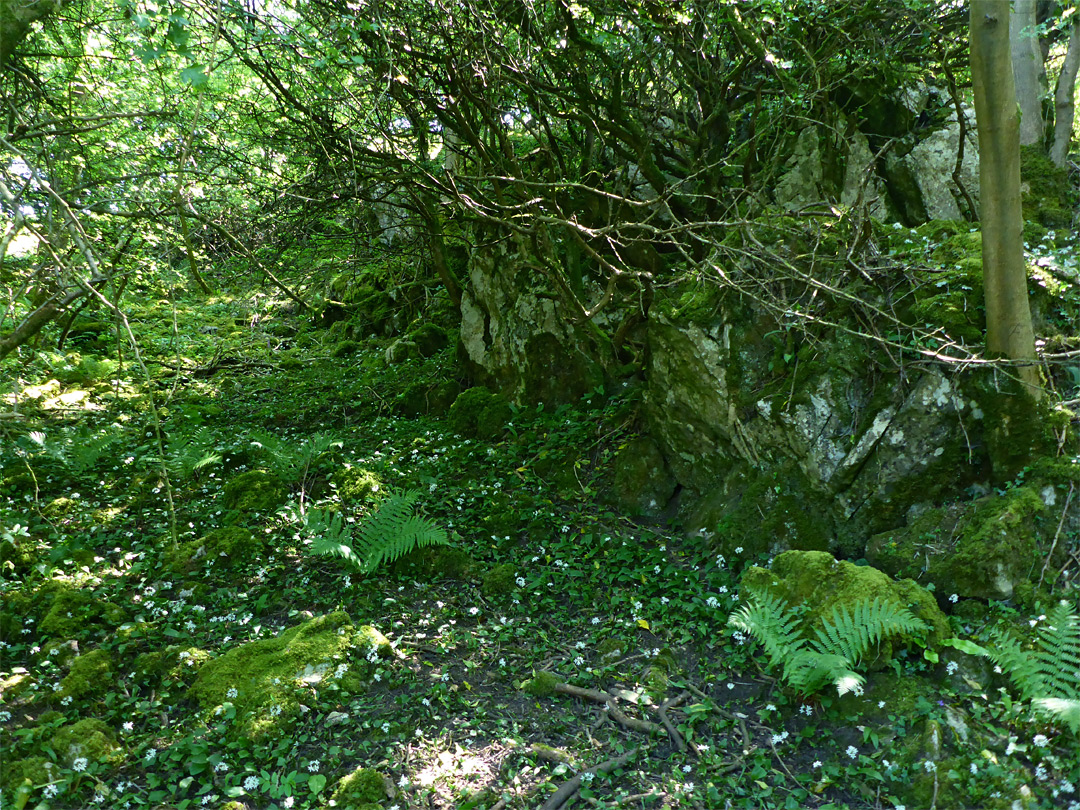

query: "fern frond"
xmin=986 ymin=631 xmax=1048 ymax=702
xmin=353 ymin=491 xmax=448 ymax=572
xmin=812 ymin=597 xmax=927 ymax=667
xmin=1032 ymin=698 xmax=1080 ymax=734
xmin=728 ymin=591 xmax=808 ymax=675
xmin=249 ymin=429 xmax=341 ymax=483
xmin=166 ymin=426 xmax=221 ymax=480
xmin=303 ymin=490 xmax=448 ymax=574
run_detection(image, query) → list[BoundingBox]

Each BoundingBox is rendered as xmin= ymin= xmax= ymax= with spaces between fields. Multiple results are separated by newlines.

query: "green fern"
xmin=728 ymin=593 xmax=928 ymax=697
xmin=974 ymin=600 xmax=1080 ymax=733
xmin=166 ymin=426 xmax=221 ymax=480
xmin=304 ymin=489 xmax=449 ymax=574
xmin=250 ymin=430 xmax=341 ymax=484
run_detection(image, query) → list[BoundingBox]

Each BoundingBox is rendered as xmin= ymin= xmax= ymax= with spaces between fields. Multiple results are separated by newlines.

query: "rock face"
xmin=458 ymin=227 xmax=605 ymax=405
xmin=775 ymin=86 xmax=980 ymax=224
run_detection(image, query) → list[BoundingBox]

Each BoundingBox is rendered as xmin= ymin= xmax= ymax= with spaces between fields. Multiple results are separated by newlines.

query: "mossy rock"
xmin=329 ymin=766 xmax=389 ymax=806
xmin=42 ymin=496 xmax=77 ymax=517
xmin=165 ymin=527 xmax=263 ymax=574
xmin=866 ymin=485 xmax=1052 ymax=601
xmin=481 ymin=563 xmax=517 ymax=598
xmin=188 ymin=612 xmax=375 ymax=741
xmin=406 ymin=323 xmax=449 ymax=357
xmin=222 ymin=469 xmax=287 ymax=513
xmin=133 ymin=645 xmax=211 ymax=687
xmin=740 ymin=551 xmax=948 ymax=663
xmin=58 ymin=648 xmax=113 ymax=701
xmin=51 ymin=718 xmax=122 ymax=767
xmin=1020 ymin=145 xmax=1075 ymax=224
xmin=1 ymin=532 xmax=39 ymax=575
xmin=1 ymin=756 xmax=61 ymax=797
xmin=331 ymin=339 xmax=361 ymax=358
xmin=38 ymin=587 xmax=127 ymax=639
xmin=41 ymin=639 xmax=80 ymax=668
xmin=396 ymin=380 xmax=461 ymax=417
xmin=332 ymin=466 xmax=384 ymax=504
xmin=607 ymin=436 xmax=676 ymax=517
xmin=447 ymin=386 xmax=512 ymax=440
xmin=522 ymin=670 xmax=560 ymax=697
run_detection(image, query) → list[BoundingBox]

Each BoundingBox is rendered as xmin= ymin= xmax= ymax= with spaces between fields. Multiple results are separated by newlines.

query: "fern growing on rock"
xmin=304 ymin=489 xmax=448 ymax=574
xmin=973 ymin=600 xmax=1080 ymax=733
xmin=728 ymin=592 xmax=928 ymax=697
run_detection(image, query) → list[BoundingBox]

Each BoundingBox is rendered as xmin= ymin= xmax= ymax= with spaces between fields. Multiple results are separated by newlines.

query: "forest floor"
xmin=1 ymin=282 xmax=1078 ymax=810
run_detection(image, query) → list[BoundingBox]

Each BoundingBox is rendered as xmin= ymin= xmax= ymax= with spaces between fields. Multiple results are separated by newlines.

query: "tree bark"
xmin=1009 ymin=0 xmax=1047 ymax=146
xmin=971 ymin=1 xmax=1042 ymax=397
xmin=1050 ymin=14 xmax=1080 ymax=167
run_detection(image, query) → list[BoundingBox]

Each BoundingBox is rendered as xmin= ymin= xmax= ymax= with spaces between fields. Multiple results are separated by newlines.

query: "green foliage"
xmin=165 ymin=426 xmax=221 ymax=480
xmin=972 ymin=600 xmax=1080 ymax=733
xmin=304 ymin=489 xmax=449 ymax=574
xmin=249 ymin=430 xmax=342 ymax=484
xmin=728 ymin=592 xmax=927 ymax=697
xmin=23 ymin=427 xmax=122 ymax=476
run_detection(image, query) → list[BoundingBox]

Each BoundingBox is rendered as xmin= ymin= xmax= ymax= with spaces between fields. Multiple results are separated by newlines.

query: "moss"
xmin=520 ymin=331 xmax=604 ymax=406
xmin=867 ymin=485 xmax=1048 ymax=601
xmin=165 ymin=527 xmax=263 ymax=574
xmin=330 ymin=767 xmax=387 ymax=806
xmin=1020 ymin=145 xmax=1075 ymax=227
xmin=0 ymin=590 xmax=33 ymax=642
xmin=50 ymin=718 xmax=122 ymax=767
xmin=38 ymin=587 xmax=127 ymax=639
xmin=607 ymin=436 xmax=676 ymax=517
xmin=58 ymin=648 xmax=113 ymax=701
xmin=740 ymin=551 xmax=948 ymax=661
xmin=332 ymin=466 xmax=384 ymax=504
xmin=133 ymin=645 xmax=211 ymax=687
xmin=222 ymin=469 xmax=287 ymax=513
xmin=1 ymin=756 xmax=61 ymax=796
xmin=481 ymin=563 xmax=517 ymax=598
xmin=406 ymin=323 xmax=449 ymax=357
xmin=966 ymin=371 xmax=1056 ymax=483
xmin=396 ymin=380 xmax=461 ymax=417
xmin=42 ymin=496 xmax=77 ymax=517
xmin=331 ymin=339 xmax=360 ymax=357
xmin=447 ymin=386 xmax=511 ymax=440
xmin=188 ymin=612 xmax=367 ymax=741
xmin=523 ymin=670 xmax=560 ymax=697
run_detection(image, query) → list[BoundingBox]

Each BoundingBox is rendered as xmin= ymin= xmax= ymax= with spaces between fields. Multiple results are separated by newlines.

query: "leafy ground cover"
xmin=1 ymin=276 xmax=1078 ymax=810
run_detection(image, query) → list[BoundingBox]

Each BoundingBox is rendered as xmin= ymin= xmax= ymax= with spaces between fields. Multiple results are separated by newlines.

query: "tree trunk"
xmin=970 ymin=0 xmax=1042 ymax=396
xmin=1050 ymin=15 xmax=1080 ymax=167
xmin=1010 ymin=0 xmax=1047 ymax=146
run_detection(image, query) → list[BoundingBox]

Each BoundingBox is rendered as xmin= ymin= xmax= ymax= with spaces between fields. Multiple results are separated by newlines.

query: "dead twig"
xmin=553 ymin=681 xmax=663 ymax=735
xmin=540 ymin=749 xmax=639 ymax=810
xmin=656 ymin=691 xmax=689 ymax=754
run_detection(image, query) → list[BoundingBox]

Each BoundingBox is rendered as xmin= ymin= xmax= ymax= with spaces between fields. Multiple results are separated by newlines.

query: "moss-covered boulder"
xmin=740 ymin=551 xmax=948 ymax=661
xmin=329 ymin=766 xmax=389 ymax=807
xmin=50 ymin=718 xmax=122 ymax=767
xmin=38 ymin=587 xmax=127 ymax=639
xmin=332 ymin=466 xmax=384 ymax=504
xmin=385 ymin=337 xmax=418 ymax=364
xmin=396 ymin=380 xmax=461 ymax=417
xmin=222 ymin=470 xmax=287 ymax=514
xmin=331 ymin=339 xmax=361 ymax=358
xmin=0 ymin=590 xmax=33 ymax=643
xmin=447 ymin=386 xmax=511 ymax=440
xmin=188 ymin=612 xmax=389 ymax=741
xmin=606 ymin=436 xmax=677 ymax=517
xmin=481 ymin=563 xmax=517 ymax=598
xmin=165 ymin=527 xmax=264 ymax=574
xmin=58 ymin=648 xmax=113 ymax=701
xmin=406 ymin=323 xmax=449 ymax=357
xmin=133 ymin=645 xmax=211 ymax=687
xmin=867 ymin=484 xmax=1057 ymax=601
xmin=1 ymin=756 xmax=61 ymax=797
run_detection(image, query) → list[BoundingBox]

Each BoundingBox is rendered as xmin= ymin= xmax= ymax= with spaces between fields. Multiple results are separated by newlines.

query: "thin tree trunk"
xmin=971 ymin=0 xmax=1042 ymax=397
xmin=1010 ymin=0 xmax=1047 ymax=146
xmin=1050 ymin=16 xmax=1080 ymax=167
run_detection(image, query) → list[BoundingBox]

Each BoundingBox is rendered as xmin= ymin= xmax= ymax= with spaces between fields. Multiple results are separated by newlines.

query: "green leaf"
xmin=308 ymin=774 xmax=327 ymax=794
xmin=180 ymin=65 xmax=209 ymax=88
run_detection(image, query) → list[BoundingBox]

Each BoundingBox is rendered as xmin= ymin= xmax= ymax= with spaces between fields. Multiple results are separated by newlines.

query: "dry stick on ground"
xmin=655 ymin=691 xmax=690 ymax=754
xmin=539 ymin=749 xmax=639 ymax=810
xmin=1039 ymin=482 xmax=1075 ymax=590
xmin=552 ymin=681 xmax=663 ymax=735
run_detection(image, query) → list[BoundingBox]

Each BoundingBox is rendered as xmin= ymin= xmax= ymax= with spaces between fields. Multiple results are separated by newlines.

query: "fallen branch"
xmin=540 ymin=749 xmax=638 ymax=810
xmin=655 ymin=691 xmax=689 ymax=754
xmin=552 ymin=681 xmax=663 ymax=735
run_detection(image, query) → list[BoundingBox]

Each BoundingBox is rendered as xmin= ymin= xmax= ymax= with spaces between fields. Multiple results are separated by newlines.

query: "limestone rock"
xmin=608 ymin=436 xmax=676 ymax=517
